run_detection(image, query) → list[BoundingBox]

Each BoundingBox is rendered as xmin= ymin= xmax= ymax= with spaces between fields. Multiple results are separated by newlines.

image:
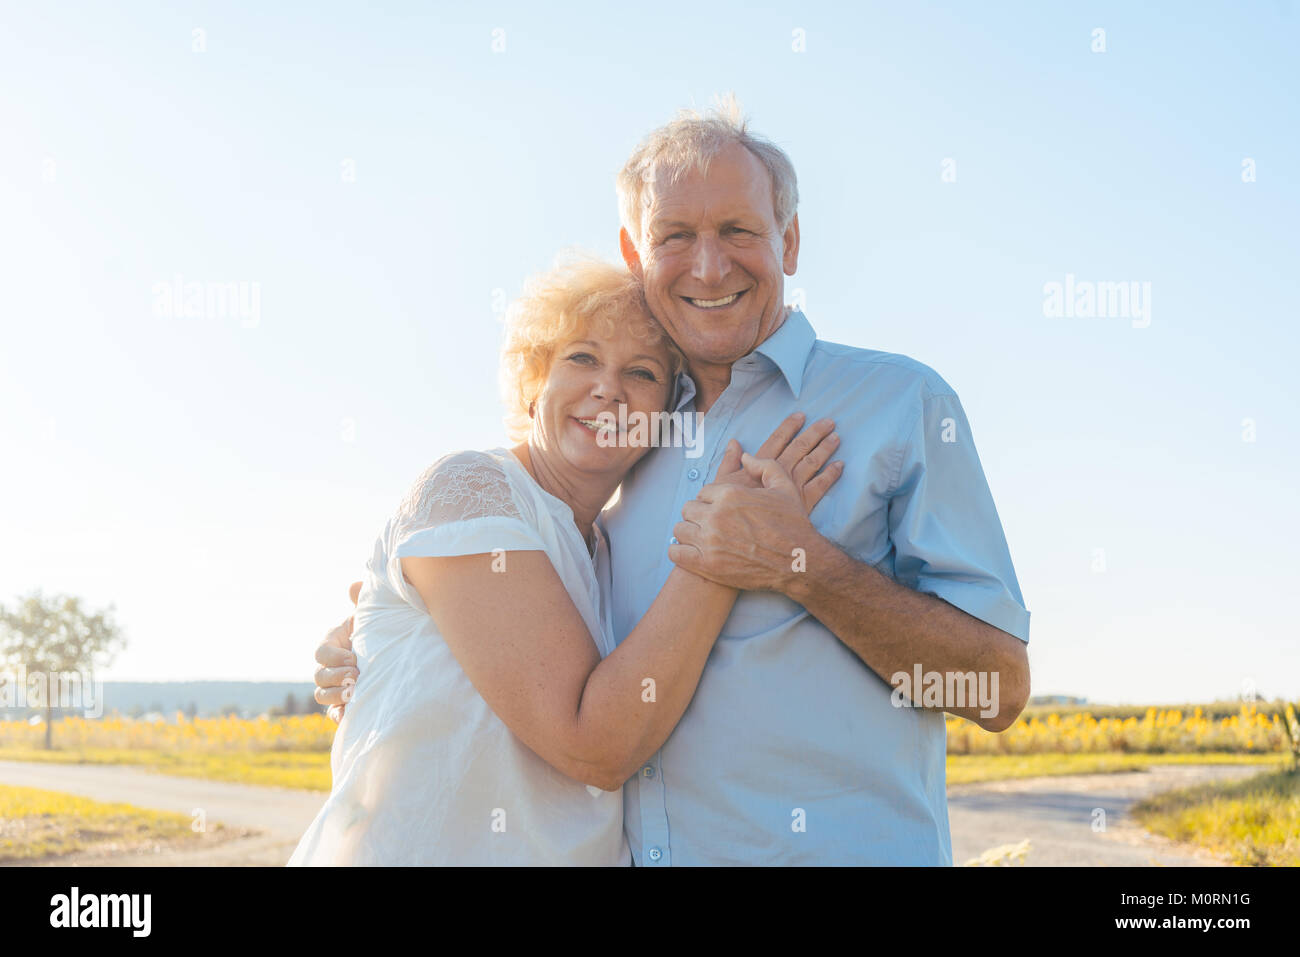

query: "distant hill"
xmin=0 ymin=681 xmax=321 ymax=719
xmin=1029 ymin=695 xmax=1088 ymax=706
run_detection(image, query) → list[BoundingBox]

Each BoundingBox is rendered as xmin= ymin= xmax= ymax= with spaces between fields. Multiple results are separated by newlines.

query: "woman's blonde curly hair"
xmin=498 ymin=255 xmax=686 ymax=442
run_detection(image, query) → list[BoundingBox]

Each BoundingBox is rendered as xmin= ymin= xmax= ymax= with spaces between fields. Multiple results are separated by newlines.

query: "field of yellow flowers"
xmin=947 ymin=703 xmax=1295 ymax=756
xmin=0 ymin=713 xmax=335 ymax=753
xmin=0 ymin=703 xmax=1292 ymax=758
xmin=0 ymin=713 xmax=338 ymax=789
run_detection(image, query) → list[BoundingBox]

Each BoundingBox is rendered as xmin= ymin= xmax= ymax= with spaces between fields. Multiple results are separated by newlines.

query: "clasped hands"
xmin=667 ymin=412 xmax=843 ymax=593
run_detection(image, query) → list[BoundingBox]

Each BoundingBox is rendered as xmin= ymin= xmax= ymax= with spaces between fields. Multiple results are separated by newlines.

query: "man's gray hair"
xmin=616 ymin=94 xmax=799 ymax=250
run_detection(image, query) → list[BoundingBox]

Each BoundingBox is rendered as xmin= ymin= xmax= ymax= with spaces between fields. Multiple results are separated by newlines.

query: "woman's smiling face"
xmin=531 ymin=323 xmax=675 ymax=478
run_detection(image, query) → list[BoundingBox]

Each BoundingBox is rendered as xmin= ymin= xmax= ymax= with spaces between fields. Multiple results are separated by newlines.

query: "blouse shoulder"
xmin=392 ymin=450 xmax=522 ymax=541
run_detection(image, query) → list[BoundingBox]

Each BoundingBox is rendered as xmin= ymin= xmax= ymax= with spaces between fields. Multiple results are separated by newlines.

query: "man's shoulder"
xmin=808 ymin=339 xmax=958 ymax=401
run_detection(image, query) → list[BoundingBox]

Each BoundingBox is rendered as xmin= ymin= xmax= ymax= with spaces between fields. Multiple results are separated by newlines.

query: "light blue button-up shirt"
xmin=596 ymin=309 xmax=1029 ymax=866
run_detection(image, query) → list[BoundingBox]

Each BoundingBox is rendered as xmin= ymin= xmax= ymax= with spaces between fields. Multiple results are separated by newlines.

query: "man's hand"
xmin=314 ymin=581 xmax=362 ymax=723
xmin=711 ymin=413 xmax=838 ymax=510
xmin=670 ymin=447 xmax=841 ymax=593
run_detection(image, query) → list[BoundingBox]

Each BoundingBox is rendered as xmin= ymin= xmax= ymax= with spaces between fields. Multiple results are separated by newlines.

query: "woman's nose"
xmin=590 ymin=376 xmax=622 ymax=404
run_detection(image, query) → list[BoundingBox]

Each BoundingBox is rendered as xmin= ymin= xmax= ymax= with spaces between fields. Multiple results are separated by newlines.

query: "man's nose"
xmin=691 ymin=234 xmax=730 ymax=287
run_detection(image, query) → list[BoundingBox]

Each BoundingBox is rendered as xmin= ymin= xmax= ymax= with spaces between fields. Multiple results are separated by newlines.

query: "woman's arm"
xmin=405 ymin=551 xmax=729 ymax=790
xmin=403 ymin=416 xmax=842 ymax=791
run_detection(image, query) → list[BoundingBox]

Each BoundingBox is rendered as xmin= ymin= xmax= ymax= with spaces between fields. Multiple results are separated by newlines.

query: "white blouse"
xmin=289 ymin=448 xmax=630 ymax=866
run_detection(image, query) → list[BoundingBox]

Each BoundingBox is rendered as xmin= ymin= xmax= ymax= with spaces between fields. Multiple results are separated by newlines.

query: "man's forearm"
xmin=784 ymin=536 xmax=1029 ymax=731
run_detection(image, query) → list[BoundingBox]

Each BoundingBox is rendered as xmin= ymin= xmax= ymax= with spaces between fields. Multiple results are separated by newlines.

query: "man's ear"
xmin=619 ymin=227 xmax=644 ymax=278
xmin=782 ymin=212 xmax=800 ymax=276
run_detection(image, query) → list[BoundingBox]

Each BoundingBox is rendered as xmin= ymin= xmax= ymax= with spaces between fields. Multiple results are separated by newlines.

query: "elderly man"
xmin=316 ymin=100 xmax=1030 ymax=865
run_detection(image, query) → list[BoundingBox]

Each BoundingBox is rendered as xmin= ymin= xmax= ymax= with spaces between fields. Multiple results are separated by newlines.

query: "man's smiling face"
xmin=622 ymin=143 xmax=800 ymax=378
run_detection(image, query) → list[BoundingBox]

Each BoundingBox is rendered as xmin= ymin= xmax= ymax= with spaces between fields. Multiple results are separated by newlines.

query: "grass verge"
xmin=0 ymin=784 xmax=229 ymax=863
xmin=1130 ymin=767 xmax=1300 ymax=866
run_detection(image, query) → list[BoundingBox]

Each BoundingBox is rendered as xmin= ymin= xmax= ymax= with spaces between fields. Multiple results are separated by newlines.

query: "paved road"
xmin=0 ymin=760 xmax=1270 ymax=866
xmin=949 ymin=764 xmax=1267 ymax=866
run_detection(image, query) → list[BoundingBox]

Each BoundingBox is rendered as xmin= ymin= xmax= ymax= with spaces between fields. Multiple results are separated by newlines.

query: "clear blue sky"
xmin=1 ymin=2 xmax=1296 ymax=703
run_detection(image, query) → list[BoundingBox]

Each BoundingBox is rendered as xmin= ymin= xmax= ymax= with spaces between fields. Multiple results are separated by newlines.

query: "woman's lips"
xmin=571 ymin=416 xmax=618 ymax=438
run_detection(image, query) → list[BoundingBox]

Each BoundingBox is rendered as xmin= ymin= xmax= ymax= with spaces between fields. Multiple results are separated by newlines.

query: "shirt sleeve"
xmin=886 ymin=391 xmax=1030 ymax=642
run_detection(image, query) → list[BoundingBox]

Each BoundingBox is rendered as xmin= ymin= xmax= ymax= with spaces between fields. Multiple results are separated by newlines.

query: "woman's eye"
xmin=630 ymin=369 xmax=657 ymax=382
xmin=568 ymin=353 xmax=594 ymax=363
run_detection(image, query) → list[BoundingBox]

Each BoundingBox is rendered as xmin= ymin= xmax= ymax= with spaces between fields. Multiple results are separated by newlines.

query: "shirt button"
xmin=687 ymin=468 xmax=700 ymax=481
xmin=648 ymin=846 xmax=663 ymax=862
xmin=642 ymin=766 xmax=655 ymax=779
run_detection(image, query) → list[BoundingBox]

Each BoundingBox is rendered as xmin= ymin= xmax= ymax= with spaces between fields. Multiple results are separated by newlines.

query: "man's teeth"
xmin=687 ymin=292 xmax=740 ymax=308
xmin=578 ymin=418 xmax=617 ymax=434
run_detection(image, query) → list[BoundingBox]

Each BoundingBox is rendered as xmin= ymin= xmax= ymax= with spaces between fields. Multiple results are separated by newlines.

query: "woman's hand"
xmin=313 ymin=581 xmax=362 ymax=723
xmin=710 ymin=412 xmax=842 ymax=514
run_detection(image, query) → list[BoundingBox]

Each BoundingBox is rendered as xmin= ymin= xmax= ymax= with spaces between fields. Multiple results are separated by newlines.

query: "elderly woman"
xmin=289 ymin=257 xmax=840 ymax=866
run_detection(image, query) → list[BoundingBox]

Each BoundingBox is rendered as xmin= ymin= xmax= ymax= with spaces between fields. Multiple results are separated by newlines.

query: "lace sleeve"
xmin=390 ymin=451 xmax=545 ymax=560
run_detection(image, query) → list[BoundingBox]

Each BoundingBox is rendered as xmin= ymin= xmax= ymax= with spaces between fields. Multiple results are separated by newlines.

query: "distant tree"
xmin=221 ymin=703 xmax=241 ymax=717
xmin=0 ymin=590 xmax=126 ymax=749
xmin=185 ymin=701 xmax=198 ymax=719
xmin=284 ymin=692 xmax=298 ymax=716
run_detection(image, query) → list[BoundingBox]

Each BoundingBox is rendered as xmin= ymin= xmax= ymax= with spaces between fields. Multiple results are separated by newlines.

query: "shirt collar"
xmin=669 ymin=308 xmax=817 ymax=409
xmin=669 ymin=370 xmax=696 ymax=412
xmin=752 ymin=308 xmax=817 ymax=399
